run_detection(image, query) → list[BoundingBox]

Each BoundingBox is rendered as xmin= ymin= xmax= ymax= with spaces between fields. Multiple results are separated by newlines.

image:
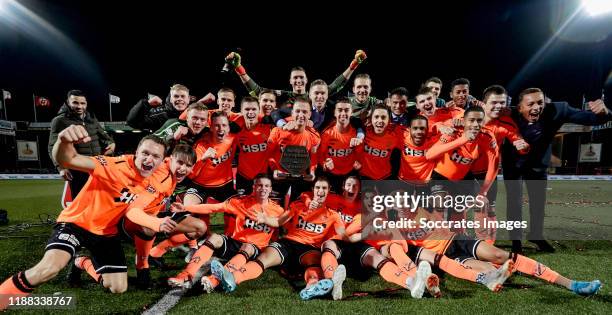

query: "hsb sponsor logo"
xmin=297 ymin=216 xmax=326 ymax=233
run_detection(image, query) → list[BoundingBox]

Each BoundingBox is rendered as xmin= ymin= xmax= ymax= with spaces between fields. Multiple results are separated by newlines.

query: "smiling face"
xmin=170 ymin=89 xmax=189 ymax=111
xmin=390 ymin=94 xmax=407 ymax=115
xmin=134 ymin=139 xmax=166 ymax=178
xmin=451 ymin=84 xmax=469 ymax=108
xmin=290 ymin=70 xmax=307 ymax=94
xmin=425 ymin=81 xmax=442 ymax=98
xmin=519 ymin=92 xmax=545 ymax=123
xmin=484 ymin=93 xmax=507 ymax=119
xmin=312 ymin=179 xmax=330 ymax=204
xmin=259 ymin=92 xmax=277 ymax=116
xmin=187 ymin=109 xmax=208 ymax=134
xmin=169 ymin=154 xmax=194 ymax=183
xmin=353 ymin=77 xmax=372 ymax=103
xmin=253 ymin=177 xmax=272 ymax=201
xmin=416 ymin=92 xmax=436 ymax=117
xmin=68 ymin=95 xmax=87 ymax=116
xmin=291 ymin=101 xmax=312 ymax=129
xmin=334 ymin=102 xmax=352 ymax=127
xmin=371 ymin=108 xmax=390 ymax=134
xmin=463 ymin=110 xmax=485 ymax=137
xmin=212 ymin=115 xmax=230 ymax=142
xmin=217 ymin=91 xmax=235 ymax=114
xmin=241 ymin=101 xmax=260 ymax=124
xmin=410 ymin=118 xmax=428 ymax=146
xmin=309 ymin=85 xmax=328 ymax=111
xmin=342 ymin=177 xmax=360 ymax=201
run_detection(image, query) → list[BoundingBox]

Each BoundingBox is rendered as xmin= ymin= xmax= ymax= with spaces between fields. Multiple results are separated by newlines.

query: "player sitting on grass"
xmin=210 ymin=177 xmax=348 ymax=300
xmin=166 ymin=174 xmax=284 ymax=291
xmin=395 ymin=203 xmax=602 ymax=296
xmin=317 ymin=177 xmax=440 ymax=300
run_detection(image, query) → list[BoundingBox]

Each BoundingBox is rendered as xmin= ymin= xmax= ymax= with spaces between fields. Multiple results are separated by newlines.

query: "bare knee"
xmin=239 ymin=243 xmax=256 ymax=257
xmin=102 ymin=277 xmax=128 ymax=293
xmin=321 ymin=240 xmax=339 ymax=256
xmin=108 ymin=282 xmax=127 ymax=293
xmin=193 ymin=219 xmax=207 ymax=237
xmin=207 ymin=234 xmax=224 ymax=248
xmin=491 ymin=249 xmax=509 ymax=264
xmin=142 ymin=227 xmax=156 ymax=237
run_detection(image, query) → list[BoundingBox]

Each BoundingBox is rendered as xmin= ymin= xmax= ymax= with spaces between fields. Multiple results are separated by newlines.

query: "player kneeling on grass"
xmin=166 ymin=174 xmax=284 ymax=291
xmin=208 ymin=177 xmax=348 ymax=300
xmin=69 ymin=144 xmax=203 ymax=289
xmin=0 ymin=126 xmax=178 ymax=310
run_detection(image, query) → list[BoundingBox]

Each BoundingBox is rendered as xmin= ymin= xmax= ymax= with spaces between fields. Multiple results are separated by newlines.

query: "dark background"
xmin=0 ymin=0 xmax=610 ymax=173
xmin=0 ymin=0 xmax=610 ymax=122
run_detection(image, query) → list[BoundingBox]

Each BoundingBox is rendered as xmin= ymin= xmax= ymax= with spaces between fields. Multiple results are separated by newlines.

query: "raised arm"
xmin=52 ymin=125 xmax=96 ymax=172
xmin=556 ymin=100 xmax=611 ymax=125
xmin=328 ymin=50 xmax=367 ymax=97
xmin=225 ymin=52 xmax=267 ymax=97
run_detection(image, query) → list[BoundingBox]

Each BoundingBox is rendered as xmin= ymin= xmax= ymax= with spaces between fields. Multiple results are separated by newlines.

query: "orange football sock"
xmin=183 ymin=241 xmax=215 ymax=277
xmin=76 ymin=256 xmax=101 ymax=283
xmin=389 ymin=243 xmax=417 ymax=278
xmin=232 ymin=260 xmax=264 ymax=284
xmin=512 ymin=253 xmax=559 ymax=283
xmin=321 ymin=250 xmax=339 ymax=279
xmin=135 ymin=236 xmax=155 ymax=270
xmin=150 ymin=234 xmax=191 ymax=258
xmin=0 ymin=272 xmax=34 ymax=310
xmin=377 ymin=260 xmax=408 ymax=289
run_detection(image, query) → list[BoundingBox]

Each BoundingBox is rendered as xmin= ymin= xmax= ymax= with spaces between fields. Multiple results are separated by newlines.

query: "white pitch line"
xmin=142 ymin=263 xmax=209 ymax=315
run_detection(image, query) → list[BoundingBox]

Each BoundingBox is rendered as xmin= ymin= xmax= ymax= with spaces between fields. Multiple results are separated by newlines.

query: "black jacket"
xmin=126 ymin=95 xmax=182 ymax=131
xmin=48 ymin=103 xmax=114 ymax=168
xmin=502 ymin=101 xmax=612 ymax=171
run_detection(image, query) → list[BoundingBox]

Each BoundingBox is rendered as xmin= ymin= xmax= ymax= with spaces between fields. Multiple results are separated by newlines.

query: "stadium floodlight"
xmin=582 ymin=0 xmax=612 ymax=16
xmin=0 ymin=0 xmax=8 ymax=14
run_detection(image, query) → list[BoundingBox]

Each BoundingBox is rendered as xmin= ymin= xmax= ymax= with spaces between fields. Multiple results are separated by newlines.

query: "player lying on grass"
xmin=0 ymin=126 xmax=178 ymax=309
xmin=360 ymin=189 xmax=514 ymax=292
xmin=166 ymin=174 xmax=284 ymax=291
xmin=382 ymin=197 xmax=603 ymax=296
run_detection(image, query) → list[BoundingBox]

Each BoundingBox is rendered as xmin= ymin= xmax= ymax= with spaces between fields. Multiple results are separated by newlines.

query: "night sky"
xmin=0 ymin=0 xmax=610 ymax=122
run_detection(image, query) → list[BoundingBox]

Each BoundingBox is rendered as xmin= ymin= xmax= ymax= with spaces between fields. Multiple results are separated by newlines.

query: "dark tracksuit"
xmin=502 ymin=102 xmax=611 ymax=240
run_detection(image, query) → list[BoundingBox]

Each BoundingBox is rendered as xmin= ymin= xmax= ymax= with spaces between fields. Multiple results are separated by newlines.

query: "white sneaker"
xmin=201 ymin=276 xmax=214 ymax=294
xmin=485 ymin=259 xmax=514 ymax=292
xmin=410 ymin=261 xmax=431 ymax=299
xmin=331 ymin=265 xmax=347 ymax=300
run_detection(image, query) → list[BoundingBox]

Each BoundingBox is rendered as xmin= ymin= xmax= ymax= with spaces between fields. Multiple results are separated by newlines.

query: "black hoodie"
xmin=126 ymin=94 xmax=182 ymax=131
xmin=48 ymin=103 xmax=114 ymax=168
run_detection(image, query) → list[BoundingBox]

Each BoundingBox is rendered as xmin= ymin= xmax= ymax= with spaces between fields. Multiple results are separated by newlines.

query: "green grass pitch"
xmin=0 ymin=180 xmax=610 ymax=314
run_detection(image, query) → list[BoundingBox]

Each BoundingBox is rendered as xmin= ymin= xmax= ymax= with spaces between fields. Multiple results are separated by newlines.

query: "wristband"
xmin=235 ymin=65 xmax=247 ymax=76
